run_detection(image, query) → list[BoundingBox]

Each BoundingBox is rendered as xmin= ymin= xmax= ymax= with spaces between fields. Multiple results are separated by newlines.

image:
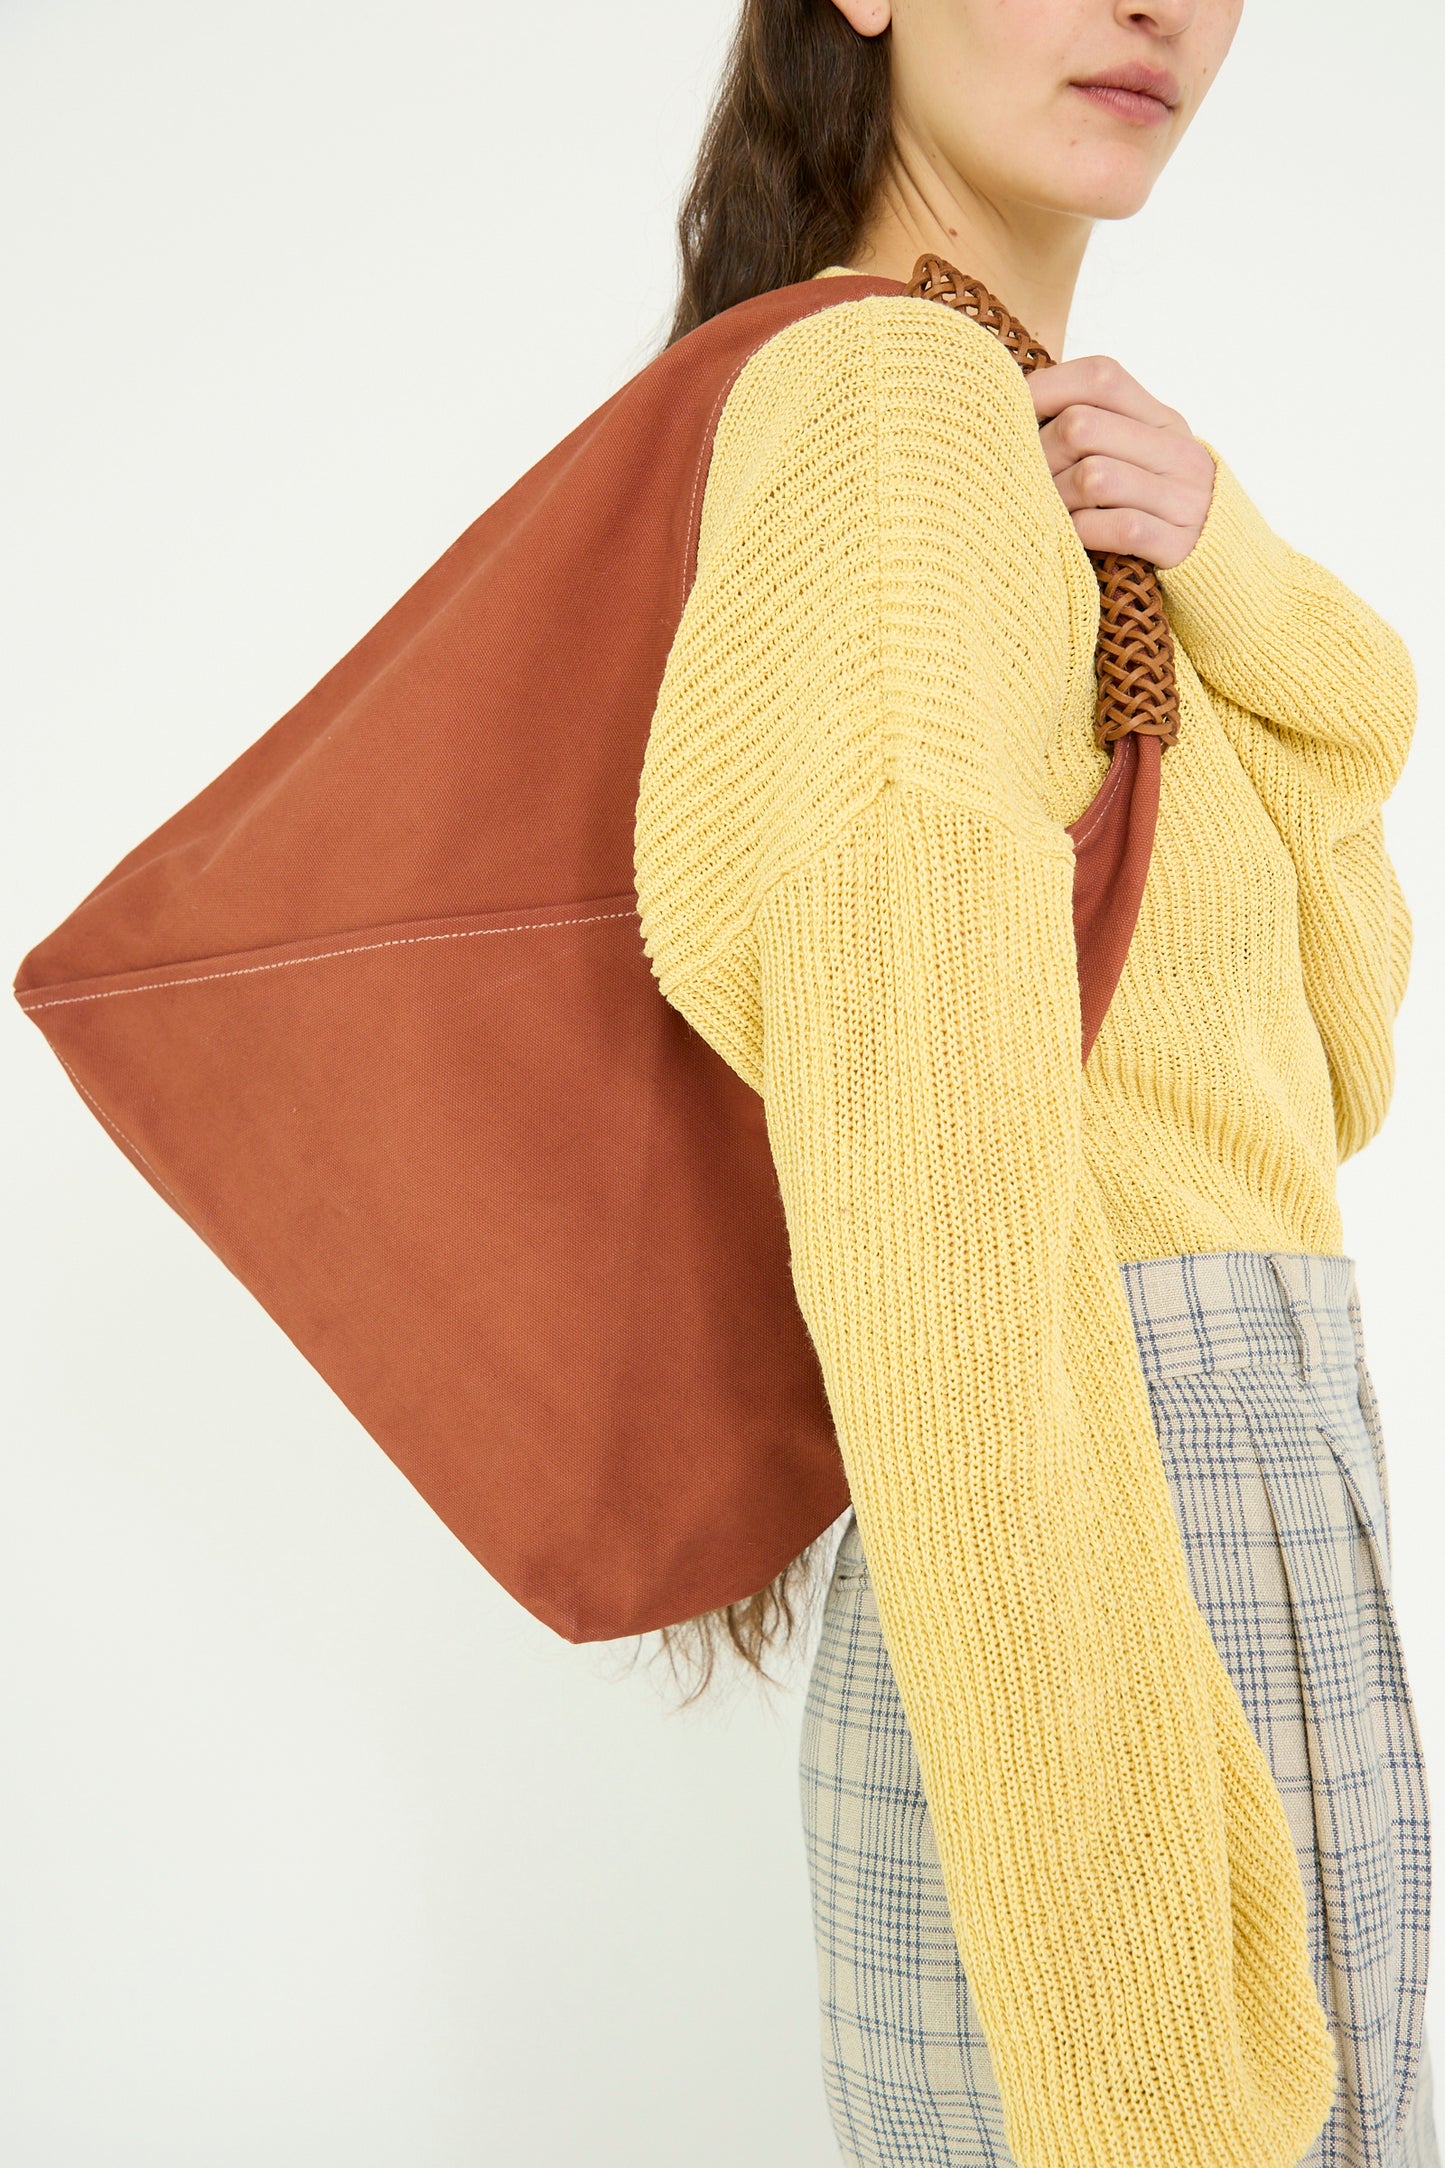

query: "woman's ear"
xmin=829 ymin=0 xmax=892 ymax=35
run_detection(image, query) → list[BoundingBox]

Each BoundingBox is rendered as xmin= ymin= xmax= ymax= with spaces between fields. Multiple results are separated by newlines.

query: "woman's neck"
xmin=839 ymin=159 xmax=1091 ymax=361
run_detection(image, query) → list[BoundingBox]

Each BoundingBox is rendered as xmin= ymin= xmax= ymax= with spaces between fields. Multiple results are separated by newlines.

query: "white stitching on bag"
xmin=18 ymin=908 xmax=639 ymax=1014
xmin=56 ymin=1055 xmax=188 ymax=1212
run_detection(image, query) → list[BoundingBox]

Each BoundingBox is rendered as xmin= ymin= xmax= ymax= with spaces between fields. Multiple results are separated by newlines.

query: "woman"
xmin=634 ymin=1 xmax=1437 ymax=2165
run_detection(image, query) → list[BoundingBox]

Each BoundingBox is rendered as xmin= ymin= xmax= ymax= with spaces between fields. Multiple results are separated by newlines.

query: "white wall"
xmin=3 ymin=3 xmax=1440 ymax=2162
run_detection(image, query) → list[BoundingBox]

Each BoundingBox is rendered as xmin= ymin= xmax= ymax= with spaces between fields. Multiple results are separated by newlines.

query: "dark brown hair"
xmin=642 ymin=0 xmax=894 ymax=1705
xmin=659 ymin=0 xmax=893 ymax=355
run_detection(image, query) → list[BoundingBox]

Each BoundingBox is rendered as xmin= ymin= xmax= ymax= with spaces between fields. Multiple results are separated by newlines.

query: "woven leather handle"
xmin=906 ymin=253 xmax=1180 ymax=754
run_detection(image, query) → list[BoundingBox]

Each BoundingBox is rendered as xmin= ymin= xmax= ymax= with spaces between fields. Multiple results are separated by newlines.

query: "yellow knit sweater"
xmin=632 ymin=277 xmax=1415 ymax=2168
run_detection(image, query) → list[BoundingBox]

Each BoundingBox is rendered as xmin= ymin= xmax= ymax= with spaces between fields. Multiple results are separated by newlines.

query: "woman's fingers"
xmin=1025 ymin=355 xmax=1216 ymax=569
xmin=1051 ymin=445 xmax=1213 ymax=529
xmin=1036 ymin=398 xmax=1193 ymax=481
xmin=1028 ymin=353 xmax=1189 ymax=434
xmin=1067 ymin=503 xmax=1203 ymax=569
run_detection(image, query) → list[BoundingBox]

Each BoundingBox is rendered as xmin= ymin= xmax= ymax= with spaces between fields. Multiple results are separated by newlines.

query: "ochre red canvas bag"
xmin=12 ymin=265 xmax=1170 ymax=1641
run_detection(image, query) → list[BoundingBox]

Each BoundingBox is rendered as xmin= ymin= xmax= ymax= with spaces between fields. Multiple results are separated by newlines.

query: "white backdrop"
xmin=3 ymin=3 xmax=1441 ymax=2163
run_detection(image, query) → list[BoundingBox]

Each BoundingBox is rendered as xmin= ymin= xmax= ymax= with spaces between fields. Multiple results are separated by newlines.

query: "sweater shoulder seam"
xmin=657 ymin=773 xmax=1077 ymax=1001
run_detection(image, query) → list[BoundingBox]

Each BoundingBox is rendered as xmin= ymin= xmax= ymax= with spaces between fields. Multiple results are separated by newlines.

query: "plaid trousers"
xmin=799 ymin=1249 xmax=1438 ymax=2168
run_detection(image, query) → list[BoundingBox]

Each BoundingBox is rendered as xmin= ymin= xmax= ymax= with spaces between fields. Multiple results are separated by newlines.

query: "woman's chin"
xmin=1029 ymin=149 xmax=1163 ymax=224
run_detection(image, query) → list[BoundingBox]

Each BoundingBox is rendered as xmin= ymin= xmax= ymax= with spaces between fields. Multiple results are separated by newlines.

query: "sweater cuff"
xmin=1156 ymin=441 xmax=1297 ymax=675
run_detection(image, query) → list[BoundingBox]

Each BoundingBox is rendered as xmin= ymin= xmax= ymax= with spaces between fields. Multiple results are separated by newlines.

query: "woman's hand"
xmin=1027 ymin=356 xmax=1216 ymax=570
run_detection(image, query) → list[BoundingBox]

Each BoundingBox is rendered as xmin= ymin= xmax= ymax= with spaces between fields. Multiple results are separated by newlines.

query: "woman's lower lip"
xmin=1071 ymin=82 xmax=1172 ymax=123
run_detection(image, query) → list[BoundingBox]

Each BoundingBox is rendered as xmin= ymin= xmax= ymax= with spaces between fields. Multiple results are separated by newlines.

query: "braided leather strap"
xmin=906 ymin=253 xmax=1180 ymax=752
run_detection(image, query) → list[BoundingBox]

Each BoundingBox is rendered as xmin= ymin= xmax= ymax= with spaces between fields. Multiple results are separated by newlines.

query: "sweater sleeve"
xmin=634 ymin=295 xmax=1338 ymax=2168
xmin=1157 ymin=449 xmax=1416 ymax=1159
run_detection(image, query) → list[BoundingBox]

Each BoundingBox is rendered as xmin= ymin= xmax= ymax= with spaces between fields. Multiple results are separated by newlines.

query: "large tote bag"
xmin=12 ymin=266 xmax=1166 ymax=1641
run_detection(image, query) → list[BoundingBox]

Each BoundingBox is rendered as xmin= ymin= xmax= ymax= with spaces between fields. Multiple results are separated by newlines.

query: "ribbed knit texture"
xmin=632 ymin=282 xmax=1415 ymax=2168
